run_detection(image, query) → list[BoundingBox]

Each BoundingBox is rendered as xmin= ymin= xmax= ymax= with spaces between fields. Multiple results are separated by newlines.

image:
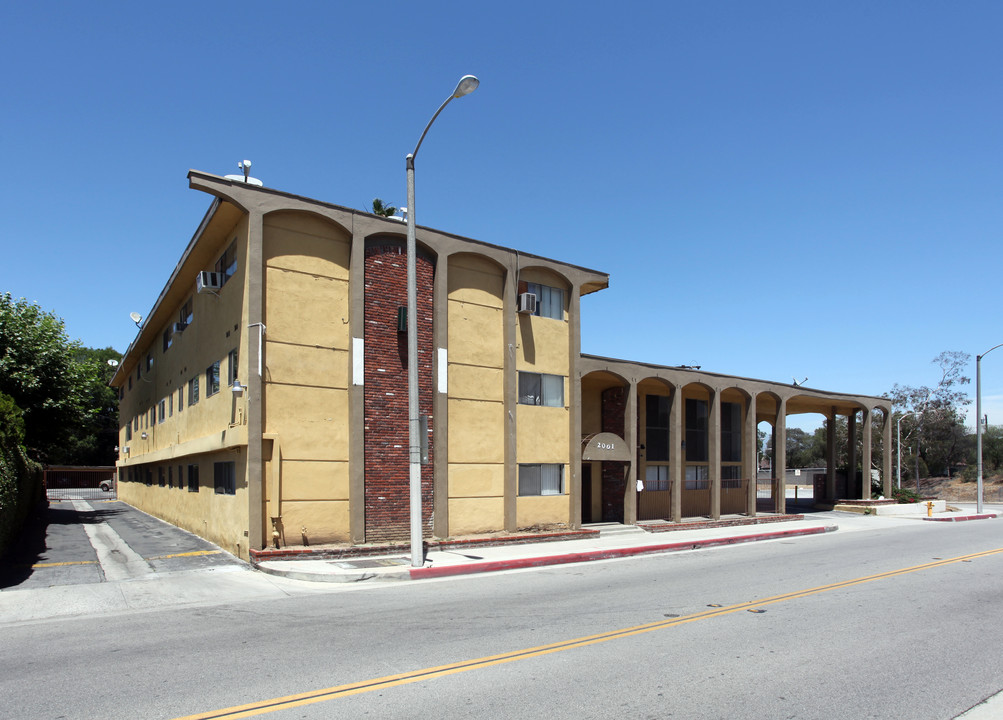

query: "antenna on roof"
xmin=224 ymin=159 xmax=263 ymax=187
xmin=129 ymin=312 xmax=143 ymax=328
xmin=793 ymin=376 xmax=808 ymax=387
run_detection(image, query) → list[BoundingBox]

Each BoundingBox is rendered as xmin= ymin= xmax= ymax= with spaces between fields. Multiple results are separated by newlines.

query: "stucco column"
xmin=744 ymin=394 xmax=757 ymax=516
xmin=709 ymin=388 xmax=721 ymax=520
xmin=774 ymin=398 xmax=787 ymax=514
xmin=669 ymin=386 xmax=682 ymax=523
xmin=861 ymin=407 xmax=872 ymax=500
xmin=568 ymin=284 xmax=584 ymax=529
xmin=246 ymin=210 xmax=264 ymax=553
xmin=623 ymin=378 xmax=637 ymax=525
xmin=503 ymin=265 xmax=518 ymax=532
xmin=348 ymin=226 xmax=366 ymax=544
xmin=847 ymin=411 xmax=858 ymax=499
xmin=826 ymin=408 xmax=837 ymax=502
xmin=882 ymin=410 xmax=893 ymax=497
xmin=432 ymin=253 xmax=449 ymax=537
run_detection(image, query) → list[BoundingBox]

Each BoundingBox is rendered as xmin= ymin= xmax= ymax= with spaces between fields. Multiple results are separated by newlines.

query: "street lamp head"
xmin=453 ymin=75 xmax=479 ymax=98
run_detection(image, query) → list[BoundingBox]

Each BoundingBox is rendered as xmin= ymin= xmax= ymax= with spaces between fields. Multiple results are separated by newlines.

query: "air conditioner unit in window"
xmin=516 ymin=292 xmax=537 ymax=314
xmin=196 ymin=271 xmax=221 ymax=293
xmin=173 ymin=322 xmax=187 ymax=333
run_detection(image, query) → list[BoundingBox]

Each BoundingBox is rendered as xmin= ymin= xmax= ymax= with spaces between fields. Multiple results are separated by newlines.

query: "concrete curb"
xmin=922 ymin=512 xmax=999 ymax=523
xmin=254 ymin=524 xmax=837 ymax=583
xmin=410 ymin=525 xmax=836 ymax=579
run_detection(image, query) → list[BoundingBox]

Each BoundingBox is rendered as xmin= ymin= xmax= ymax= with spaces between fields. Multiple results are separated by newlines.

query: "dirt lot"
xmin=912 ymin=474 xmax=1003 ymax=503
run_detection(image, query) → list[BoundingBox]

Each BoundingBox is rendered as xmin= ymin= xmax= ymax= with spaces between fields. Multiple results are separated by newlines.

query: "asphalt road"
xmin=2 ymin=512 xmax=1002 ymax=719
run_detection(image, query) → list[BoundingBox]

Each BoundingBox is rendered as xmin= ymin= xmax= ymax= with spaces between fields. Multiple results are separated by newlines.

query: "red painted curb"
xmin=410 ymin=525 xmax=835 ymax=579
xmin=923 ymin=513 xmax=998 ymax=522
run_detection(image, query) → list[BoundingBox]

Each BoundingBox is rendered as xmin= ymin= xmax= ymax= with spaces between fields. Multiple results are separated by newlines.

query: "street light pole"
xmin=896 ymin=412 xmax=917 ymax=491
xmin=405 ymin=75 xmax=479 ymax=568
xmin=976 ymin=342 xmax=1003 ymax=514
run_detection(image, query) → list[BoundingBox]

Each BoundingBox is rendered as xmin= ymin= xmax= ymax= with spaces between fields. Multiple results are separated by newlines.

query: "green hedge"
xmin=0 ymin=392 xmax=42 ymax=555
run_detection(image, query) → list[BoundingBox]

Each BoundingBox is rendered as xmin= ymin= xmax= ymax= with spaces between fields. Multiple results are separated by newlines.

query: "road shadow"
xmin=0 ymin=502 xmax=124 ymax=588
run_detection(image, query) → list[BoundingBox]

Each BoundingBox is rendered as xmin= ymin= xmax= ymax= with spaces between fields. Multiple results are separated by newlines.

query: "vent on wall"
xmin=516 ymin=292 xmax=537 ymax=314
xmin=196 ymin=271 xmax=221 ymax=294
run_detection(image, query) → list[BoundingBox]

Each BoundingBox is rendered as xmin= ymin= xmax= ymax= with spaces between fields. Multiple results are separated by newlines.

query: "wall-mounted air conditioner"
xmin=196 ymin=271 xmax=221 ymax=293
xmin=173 ymin=322 xmax=187 ymax=333
xmin=517 ymin=292 xmax=537 ymax=314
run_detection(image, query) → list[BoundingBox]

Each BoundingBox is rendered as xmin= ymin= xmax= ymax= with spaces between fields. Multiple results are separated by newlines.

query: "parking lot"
xmin=0 ymin=497 xmax=243 ymax=590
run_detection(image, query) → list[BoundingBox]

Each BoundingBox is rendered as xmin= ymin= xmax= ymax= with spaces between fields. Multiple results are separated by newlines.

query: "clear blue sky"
xmin=1 ymin=2 xmax=1000 ymax=431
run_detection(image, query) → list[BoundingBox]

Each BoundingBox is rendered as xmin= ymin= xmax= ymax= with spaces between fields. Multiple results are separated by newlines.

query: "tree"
xmin=786 ymin=427 xmax=825 ymax=468
xmin=50 ymin=346 xmax=121 ymax=466
xmin=889 ymin=351 xmax=972 ymax=478
xmin=0 ymin=294 xmax=90 ymax=461
xmin=371 ymin=198 xmax=397 ymax=217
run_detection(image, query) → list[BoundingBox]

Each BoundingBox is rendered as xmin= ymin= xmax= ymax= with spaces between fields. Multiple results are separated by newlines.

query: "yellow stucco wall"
xmin=262 ymin=211 xmax=352 ymax=543
xmin=446 ymin=254 xmax=506 ymax=535
xmin=118 ymin=213 xmax=253 ymax=557
xmin=514 ymin=268 xmax=572 ymax=528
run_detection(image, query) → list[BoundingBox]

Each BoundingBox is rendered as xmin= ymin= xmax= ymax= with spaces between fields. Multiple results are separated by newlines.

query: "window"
xmin=721 ymin=465 xmax=742 ymax=488
xmin=518 ymin=464 xmax=564 ymax=496
xmin=163 ymin=326 xmax=173 ymax=352
xmin=168 ymin=465 xmax=173 ymax=488
xmin=179 ymin=296 xmax=193 ymax=328
xmin=215 ymin=241 xmax=237 ymax=286
xmin=146 ymin=353 xmax=154 ymax=372
xmin=157 ymin=399 xmax=166 ymax=424
xmin=525 ymin=282 xmax=564 ymax=320
xmin=684 ymin=465 xmax=709 ymax=490
xmin=206 ymin=362 xmax=220 ymax=397
xmin=645 ymin=394 xmax=670 ymax=462
xmin=228 ymin=348 xmax=239 ymax=386
xmin=721 ymin=402 xmax=742 ymax=462
xmin=645 ymin=465 xmax=670 ymax=491
xmin=214 ymin=461 xmax=235 ymax=495
xmin=125 ymin=424 xmax=132 ymax=442
xmin=188 ymin=376 xmax=199 ymax=405
xmin=178 ymin=387 xmax=184 ymax=412
xmin=168 ymin=394 xmax=173 ymax=418
xmin=158 ymin=467 xmax=166 ymax=487
xmin=685 ymin=398 xmax=708 ymax=462
xmin=145 ymin=469 xmax=153 ymax=486
xmin=133 ymin=416 xmax=139 ymax=432
xmin=187 ymin=464 xmax=199 ymax=492
xmin=148 ymin=407 xmax=155 ymax=426
xmin=518 ymin=372 xmax=564 ymax=407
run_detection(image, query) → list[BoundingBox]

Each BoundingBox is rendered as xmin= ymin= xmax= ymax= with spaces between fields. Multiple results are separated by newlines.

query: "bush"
xmin=891 ymin=486 xmax=923 ymax=504
xmin=0 ymin=392 xmax=43 ymax=555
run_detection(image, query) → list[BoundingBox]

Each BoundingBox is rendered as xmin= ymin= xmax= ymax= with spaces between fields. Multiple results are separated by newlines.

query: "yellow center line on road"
xmin=173 ymin=547 xmax=1003 ymax=720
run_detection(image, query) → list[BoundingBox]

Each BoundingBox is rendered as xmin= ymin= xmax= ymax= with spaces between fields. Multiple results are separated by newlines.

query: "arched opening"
xmin=580 ymin=370 xmax=631 ymax=524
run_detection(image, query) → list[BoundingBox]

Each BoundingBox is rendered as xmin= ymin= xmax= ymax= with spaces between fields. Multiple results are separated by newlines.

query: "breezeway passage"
xmin=171 ymin=547 xmax=1003 ymax=720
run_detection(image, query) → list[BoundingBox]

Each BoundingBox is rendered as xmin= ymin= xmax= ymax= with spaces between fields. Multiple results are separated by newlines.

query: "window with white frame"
xmin=518 ymin=464 xmax=564 ymax=496
xmin=525 ymin=282 xmax=564 ymax=320
xmin=518 ymin=372 xmax=564 ymax=407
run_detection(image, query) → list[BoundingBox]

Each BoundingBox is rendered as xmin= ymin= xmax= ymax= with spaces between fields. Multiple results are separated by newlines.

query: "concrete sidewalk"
xmin=254 ymin=505 xmax=1001 ymax=583
xmin=254 ymin=519 xmax=837 ymax=583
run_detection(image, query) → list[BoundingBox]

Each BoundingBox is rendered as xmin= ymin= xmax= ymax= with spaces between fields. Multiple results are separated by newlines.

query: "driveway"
xmin=0 ymin=498 xmax=243 ymax=590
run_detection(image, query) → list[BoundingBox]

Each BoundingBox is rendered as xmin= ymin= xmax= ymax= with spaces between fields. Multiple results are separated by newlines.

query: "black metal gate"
xmin=43 ymin=466 xmax=116 ymax=501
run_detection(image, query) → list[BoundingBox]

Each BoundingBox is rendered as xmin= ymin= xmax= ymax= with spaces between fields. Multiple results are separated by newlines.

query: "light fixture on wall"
xmin=141 ymin=432 xmax=148 ymax=440
xmin=231 ymin=380 xmax=244 ymax=394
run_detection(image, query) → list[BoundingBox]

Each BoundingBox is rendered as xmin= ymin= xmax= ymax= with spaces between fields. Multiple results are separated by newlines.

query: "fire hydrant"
xmin=927 ymin=501 xmax=934 ymax=517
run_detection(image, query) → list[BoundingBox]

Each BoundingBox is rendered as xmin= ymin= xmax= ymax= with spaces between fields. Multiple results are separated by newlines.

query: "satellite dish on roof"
xmin=107 ymin=359 xmax=119 ymax=367
xmin=130 ymin=312 xmax=142 ymax=327
xmin=224 ymin=158 xmax=263 ymax=186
